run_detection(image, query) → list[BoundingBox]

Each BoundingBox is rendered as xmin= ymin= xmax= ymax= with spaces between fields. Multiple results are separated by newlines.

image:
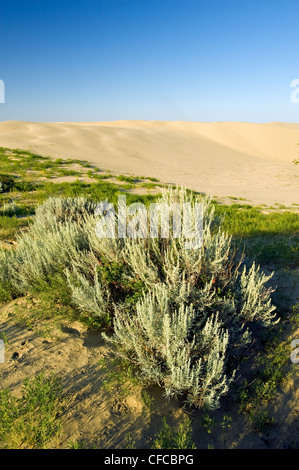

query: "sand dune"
xmin=0 ymin=120 xmax=298 ymax=205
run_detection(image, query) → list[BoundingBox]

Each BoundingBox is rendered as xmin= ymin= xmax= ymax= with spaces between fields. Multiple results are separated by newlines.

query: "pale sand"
xmin=1 ymin=294 xmax=298 ymax=448
xmin=0 ymin=120 xmax=298 ymax=205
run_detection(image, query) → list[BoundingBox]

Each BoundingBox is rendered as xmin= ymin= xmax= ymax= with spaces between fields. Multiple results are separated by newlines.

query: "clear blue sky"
xmin=0 ymin=0 xmax=299 ymax=122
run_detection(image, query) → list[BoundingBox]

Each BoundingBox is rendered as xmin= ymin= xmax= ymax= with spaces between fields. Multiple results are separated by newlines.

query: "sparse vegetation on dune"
xmin=0 ymin=147 xmax=298 ymax=449
xmin=0 ymin=373 xmax=63 ymax=448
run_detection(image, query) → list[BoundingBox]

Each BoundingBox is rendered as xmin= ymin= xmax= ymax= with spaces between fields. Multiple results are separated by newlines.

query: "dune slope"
xmin=0 ymin=120 xmax=298 ymax=205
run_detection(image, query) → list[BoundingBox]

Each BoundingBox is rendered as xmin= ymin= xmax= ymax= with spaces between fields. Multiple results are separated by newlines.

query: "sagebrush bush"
xmin=101 ymin=188 xmax=278 ymax=409
xmin=33 ymin=196 xmax=97 ymax=226
xmin=0 ymin=188 xmax=278 ymax=409
xmin=66 ymin=265 xmax=111 ymax=323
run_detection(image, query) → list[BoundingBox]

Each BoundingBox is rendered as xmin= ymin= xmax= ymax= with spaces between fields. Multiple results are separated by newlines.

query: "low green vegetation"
xmin=237 ymin=324 xmax=296 ymax=414
xmin=200 ymin=412 xmax=233 ymax=435
xmin=0 ymin=373 xmax=63 ymax=448
xmin=99 ymin=357 xmax=140 ymax=397
xmin=152 ymin=417 xmax=196 ymax=449
xmin=214 ymin=203 xmax=299 ymax=237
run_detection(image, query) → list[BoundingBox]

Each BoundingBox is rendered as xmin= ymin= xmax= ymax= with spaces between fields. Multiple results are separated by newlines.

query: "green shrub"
xmin=0 ymin=174 xmax=15 ymax=192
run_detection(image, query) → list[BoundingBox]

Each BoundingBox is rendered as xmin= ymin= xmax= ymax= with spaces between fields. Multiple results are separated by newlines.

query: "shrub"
xmin=0 ymin=249 xmax=16 ymax=301
xmin=107 ymin=283 xmax=233 ymax=409
xmin=66 ymin=266 xmax=111 ymax=325
xmin=0 ymin=174 xmax=15 ymax=192
xmin=102 ymin=187 xmax=278 ymax=409
xmin=0 ymin=188 xmax=278 ymax=410
xmin=33 ymin=196 xmax=98 ymax=226
xmin=11 ymin=221 xmax=88 ymax=292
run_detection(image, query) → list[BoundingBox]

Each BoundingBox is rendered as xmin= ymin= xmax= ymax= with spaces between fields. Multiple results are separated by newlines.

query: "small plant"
xmin=0 ymin=373 xmax=63 ymax=448
xmin=251 ymin=409 xmax=274 ymax=432
xmin=116 ymin=175 xmax=136 ymax=183
xmin=68 ymin=440 xmax=86 ymax=449
xmin=0 ymin=174 xmax=15 ymax=192
xmin=100 ymin=358 xmax=139 ymax=397
xmin=125 ymin=433 xmax=136 ymax=449
xmin=201 ymin=413 xmax=216 ymax=434
xmin=237 ymin=329 xmax=294 ymax=417
xmin=141 ymin=390 xmax=155 ymax=412
xmin=220 ymin=414 xmax=233 ymax=430
xmin=291 ymin=303 xmax=299 ymax=329
xmin=0 ymin=332 xmax=9 ymax=346
xmin=146 ymin=177 xmax=160 ymax=182
xmin=152 ymin=417 xmax=196 ymax=449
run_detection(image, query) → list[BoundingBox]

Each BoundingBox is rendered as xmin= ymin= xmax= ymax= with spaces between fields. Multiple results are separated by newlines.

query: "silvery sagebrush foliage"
xmin=66 ymin=265 xmax=110 ymax=324
xmin=0 ymin=247 xmax=15 ymax=287
xmin=102 ymin=187 xmax=278 ymax=409
xmin=0 ymin=189 xmax=278 ymax=409
xmin=33 ymin=196 xmax=98 ymax=225
xmin=104 ymin=282 xmax=232 ymax=410
xmin=11 ymin=219 xmax=88 ymax=292
xmin=1 ymin=197 xmax=92 ymax=292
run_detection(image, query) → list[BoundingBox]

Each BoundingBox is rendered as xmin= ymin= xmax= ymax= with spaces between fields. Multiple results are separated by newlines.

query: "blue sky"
xmin=0 ymin=0 xmax=299 ymax=122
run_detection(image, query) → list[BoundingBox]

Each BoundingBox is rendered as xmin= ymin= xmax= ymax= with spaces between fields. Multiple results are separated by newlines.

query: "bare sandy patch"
xmin=1 ymin=297 xmax=298 ymax=449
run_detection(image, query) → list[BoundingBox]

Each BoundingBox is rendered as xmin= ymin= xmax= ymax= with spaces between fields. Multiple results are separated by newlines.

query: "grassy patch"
xmin=0 ymin=373 xmax=63 ymax=448
xmin=116 ymin=175 xmax=139 ymax=183
xmin=236 ymin=315 xmax=296 ymax=430
xmin=99 ymin=357 xmax=140 ymax=397
xmin=152 ymin=417 xmax=196 ymax=449
xmin=214 ymin=203 xmax=299 ymax=237
xmin=242 ymin=235 xmax=299 ymax=269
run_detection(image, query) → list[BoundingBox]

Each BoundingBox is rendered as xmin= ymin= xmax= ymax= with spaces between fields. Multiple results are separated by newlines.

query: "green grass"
xmin=242 ymin=235 xmax=299 ymax=268
xmin=99 ymin=357 xmax=140 ymax=397
xmin=0 ymin=373 xmax=63 ymax=448
xmin=141 ymin=390 xmax=155 ymax=412
xmin=146 ymin=176 xmax=160 ymax=182
xmin=212 ymin=202 xmax=299 ymax=269
xmin=214 ymin=203 xmax=299 ymax=237
xmin=116 ymin=175 xmax=138 ymax=183
xmin=2 ymin=146 xmax=297 ymax=242
xmin=140 ymin=182 xmax=161 ymax=189
xmin=0 ymin=331 xmax=9 ymax=346
xmin=236 ymin=313 xmax=296 ymax=426
xmin=0 ymin=214 xmax=31 ymax=240
xmin=0 ymin=148 xmax=162 ymax=243
xmin=68 ymin=440 xmax=87 ymax=449
xmin=152 ymin=417 xmax=196 ymax=449
xmin=88 ymin=172 xmax=113 ymax=180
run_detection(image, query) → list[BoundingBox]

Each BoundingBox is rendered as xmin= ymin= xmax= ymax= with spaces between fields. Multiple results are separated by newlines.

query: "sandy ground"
xmin=0 ymin=267 xmax=298 ymax=449
xmin=0 ymin=297 xmax=298 ymax=449
xmin=0 ymin=120 xmax=298 ymax=206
